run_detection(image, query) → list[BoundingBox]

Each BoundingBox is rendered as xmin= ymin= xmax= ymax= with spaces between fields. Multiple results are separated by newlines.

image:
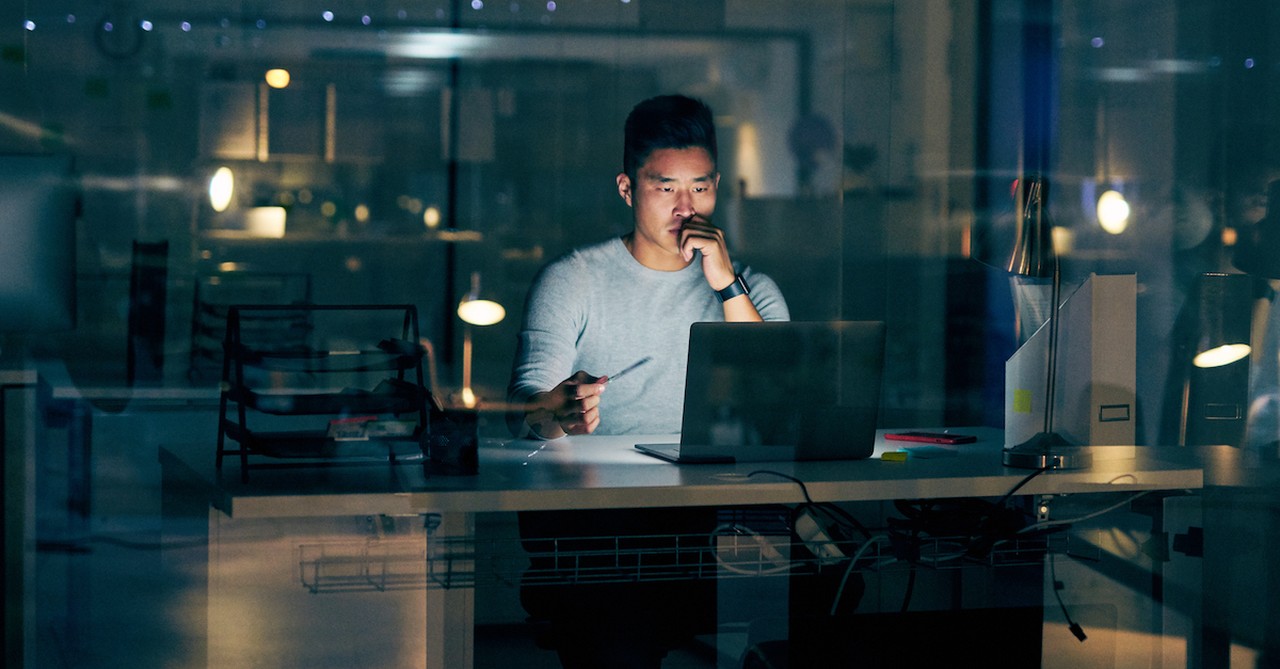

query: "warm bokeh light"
xmin=354 ymin=203 xmax=370 ymax=223
xmin=457 ymin=299 xmax=505 ymax=326
xmin=1051 ymin=225 xmax=1074 ymax=255
xmin=423 ymin=206 xmax=441 ymax=228
xmin=1193 ymin=343 xmax=1252 ymax=368
xmin=1097 ymin=189 xmax=1130 ymax=234
xmin=265 ymin=68 xmax=291 ymax=89
xmin=735 ymin=122 xmax=763 ymax=196
xmin=459 ymin=386 xmax=477 ymax=409
xmin=209 ymin=166 xmax=234 ymax=212
xmin=244 ymin=206 xmax=286 ymax=238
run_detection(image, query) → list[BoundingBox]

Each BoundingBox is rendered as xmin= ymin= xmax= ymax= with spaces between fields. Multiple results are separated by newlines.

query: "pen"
xmin=607 ymin=356 xmax=653 ymax=382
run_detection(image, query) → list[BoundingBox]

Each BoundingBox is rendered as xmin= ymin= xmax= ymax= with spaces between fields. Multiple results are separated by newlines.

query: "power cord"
xmin=747 ymin=469 xmax=874 ymax=562
xmin=1017 ymin=490 xmax=1152 ymax=535
xmin=742 ymin=466 xmax=1099 ymax=639
xmin=1050 ymin=552 xmax=1088 ymax=642
xmin=829 ymin=533 xmax=894 ymax=615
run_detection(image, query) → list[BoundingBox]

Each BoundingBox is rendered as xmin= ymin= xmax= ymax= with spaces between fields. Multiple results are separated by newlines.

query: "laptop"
xmin=635 ymin=320 xmax=886 ymax=464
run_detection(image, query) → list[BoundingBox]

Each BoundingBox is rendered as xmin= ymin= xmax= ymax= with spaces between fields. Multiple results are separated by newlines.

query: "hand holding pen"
xmin=526 ymin=356 xmax=653 ymax=438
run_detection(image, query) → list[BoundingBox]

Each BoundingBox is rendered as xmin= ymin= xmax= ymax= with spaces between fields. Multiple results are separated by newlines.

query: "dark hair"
xmin=622 ymin=95 xmax=717 ymax=179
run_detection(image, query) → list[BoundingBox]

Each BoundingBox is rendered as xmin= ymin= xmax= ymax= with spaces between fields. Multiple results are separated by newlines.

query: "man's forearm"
xmin=524 ymin=391 xmax=567 ymax=440
xmin=722 ymin=294 xmax=763 ymax=322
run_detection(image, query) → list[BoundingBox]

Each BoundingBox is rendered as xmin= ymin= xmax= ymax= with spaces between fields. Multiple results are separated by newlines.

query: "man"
xmin=504 ymin=94 xmax=790 ymax=668
xmin=508 ymin=94 xmax=789 ymax=439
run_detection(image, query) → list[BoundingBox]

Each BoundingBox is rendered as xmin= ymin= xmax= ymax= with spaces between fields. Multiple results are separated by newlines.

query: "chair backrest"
xmin=128 ymin=240 xmax=169 ymax=386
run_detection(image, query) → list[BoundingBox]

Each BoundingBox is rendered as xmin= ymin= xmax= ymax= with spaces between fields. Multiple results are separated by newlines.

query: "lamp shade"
xmin=1191 ymin=272 xmax=1253 ymax=369
xmin=1007 ymin=176 xmax=1055 ymax=278
xmin=457 ymin=271 xmax=505 ymax=326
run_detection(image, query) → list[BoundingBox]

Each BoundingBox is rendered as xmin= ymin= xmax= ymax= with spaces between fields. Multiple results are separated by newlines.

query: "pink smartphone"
xmin=884 ymin=431 xmax=976 ymax=445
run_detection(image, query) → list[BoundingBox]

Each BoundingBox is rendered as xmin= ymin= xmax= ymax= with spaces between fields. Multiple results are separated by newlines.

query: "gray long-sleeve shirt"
xmin=507 ymin=236 xmax=790 ymax=436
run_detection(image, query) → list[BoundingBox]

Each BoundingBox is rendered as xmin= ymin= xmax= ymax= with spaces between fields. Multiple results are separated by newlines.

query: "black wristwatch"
xmin=716 ymin=274 xmax=750 ymax=302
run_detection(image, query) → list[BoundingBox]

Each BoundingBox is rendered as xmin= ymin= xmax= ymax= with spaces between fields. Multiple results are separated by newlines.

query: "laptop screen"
xmin=678 ymin=320 xmax=886 ymax=460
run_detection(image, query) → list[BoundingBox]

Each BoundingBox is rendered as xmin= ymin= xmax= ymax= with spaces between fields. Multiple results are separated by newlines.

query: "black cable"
xmin=899 ymin=562 xmax=917 ymax=612
xmin=995 ymin=466 xmax=1049 ymax=508
xmin=1050 ymin=551 xmax=1088 ymax=642
xmin=811 ymin=498 xmax=875 ymax=541
xmin=963 ymin=467 xmax=1050 ymax=558
xmin=750 ymin=468 xmax=1076 ymax=625
xmin=747 ymin=469 xmax=814 ymax=503
xmin=748 ymin=469 xmax=875 ymax=541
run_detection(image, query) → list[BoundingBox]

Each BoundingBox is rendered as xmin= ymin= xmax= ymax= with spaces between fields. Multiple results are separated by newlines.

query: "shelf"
xmin=225 ymin=376 xmax=426 ymax=415
xmin=216 ymin=304 xmax=433 ymax=482
xmin=228 ymin=343 xmax=421 ymax=374
xmin=291 ymin=530 xmax=1096 ymax=595
xmin=217 ymin=423 xmax=422 ymax=459
xmin=197 ymin=229 xmax=484 ymax=244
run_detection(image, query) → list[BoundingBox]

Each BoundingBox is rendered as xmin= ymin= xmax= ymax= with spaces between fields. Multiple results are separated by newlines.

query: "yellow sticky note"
xmin=1013 ymin=389 xmax=1033 ymax=414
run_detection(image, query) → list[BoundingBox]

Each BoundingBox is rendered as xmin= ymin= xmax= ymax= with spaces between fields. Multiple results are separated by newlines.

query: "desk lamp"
xmin=1190 ymin=273 xmax=1252 ymax=370
xmin=1002 ymin=175 xmax=1092 ymax=469
xmin=1178 ymin=272 xmax=1253 ymax=447
xmin=456 ymin=271 xmax=505 ymax=409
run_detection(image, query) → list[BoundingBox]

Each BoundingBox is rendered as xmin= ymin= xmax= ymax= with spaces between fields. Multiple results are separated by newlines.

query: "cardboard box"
xmin=1005 ymin=274 xmax=1137 ymax=459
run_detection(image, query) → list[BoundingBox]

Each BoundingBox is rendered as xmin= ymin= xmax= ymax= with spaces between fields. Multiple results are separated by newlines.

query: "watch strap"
xmin=716 ymin=274 xmax=750 ymax=302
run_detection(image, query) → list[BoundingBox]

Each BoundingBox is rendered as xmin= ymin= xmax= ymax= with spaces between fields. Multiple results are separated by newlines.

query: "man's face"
xmin=617 ymin=146 xmax=719 ymax=268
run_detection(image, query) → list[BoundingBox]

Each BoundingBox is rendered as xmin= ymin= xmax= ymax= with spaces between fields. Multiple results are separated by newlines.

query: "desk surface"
xmin=160 ymin=427 xmax=1205 ymax=519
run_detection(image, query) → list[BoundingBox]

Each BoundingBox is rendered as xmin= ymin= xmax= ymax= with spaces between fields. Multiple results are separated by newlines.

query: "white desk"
xmin=164 ymin=427 xmax=1203 ymax=519
xmin=159 ymin=427 xmax=1204 ymax=668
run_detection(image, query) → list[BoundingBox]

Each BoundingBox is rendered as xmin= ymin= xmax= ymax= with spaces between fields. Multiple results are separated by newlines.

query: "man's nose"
xmin=673 ymin=190 xmax=694 ymax=218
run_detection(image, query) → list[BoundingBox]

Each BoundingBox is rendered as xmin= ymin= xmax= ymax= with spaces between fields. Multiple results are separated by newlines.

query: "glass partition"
xmin=3 ymin=0 xmax=1278 ymax=438
xmin=4 ymin=1 xmax=1280 ymax=662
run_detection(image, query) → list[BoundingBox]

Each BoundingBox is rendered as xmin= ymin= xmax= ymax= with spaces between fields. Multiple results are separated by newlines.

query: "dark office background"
xmin=3 ymin=1 xmax=1280 ymax=665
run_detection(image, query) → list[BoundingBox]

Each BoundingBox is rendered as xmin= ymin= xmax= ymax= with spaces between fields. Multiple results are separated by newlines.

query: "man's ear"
xmin=616 ymin=173 xmax=633 ymax=206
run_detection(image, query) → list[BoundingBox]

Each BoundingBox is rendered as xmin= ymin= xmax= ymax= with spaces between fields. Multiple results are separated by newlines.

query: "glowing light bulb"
xmin=1097 ymin=190 xmax=1130 ymax=234
xmin=265 ymin=68 xmax=290 ymax=88
xmin=460 ymin=386 xmax=477 ymax=408
xmin=423 ymin=206 xmax=441 ymax=228
xmin=209 ymin=167 xmax=234 ymax=212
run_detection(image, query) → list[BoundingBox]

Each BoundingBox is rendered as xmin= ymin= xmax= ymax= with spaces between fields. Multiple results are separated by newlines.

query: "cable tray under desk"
xmin=295 ymin=532 xmax=1096 ymax=594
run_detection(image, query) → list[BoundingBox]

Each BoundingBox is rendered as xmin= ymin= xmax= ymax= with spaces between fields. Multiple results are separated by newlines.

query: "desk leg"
xmin=159 ymin=450 xmax=211 ymax=668
xmin=426 ymin=511 xmax=474 ymax=669
xmin=3 ymin=380 xmax=36 ymax=669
